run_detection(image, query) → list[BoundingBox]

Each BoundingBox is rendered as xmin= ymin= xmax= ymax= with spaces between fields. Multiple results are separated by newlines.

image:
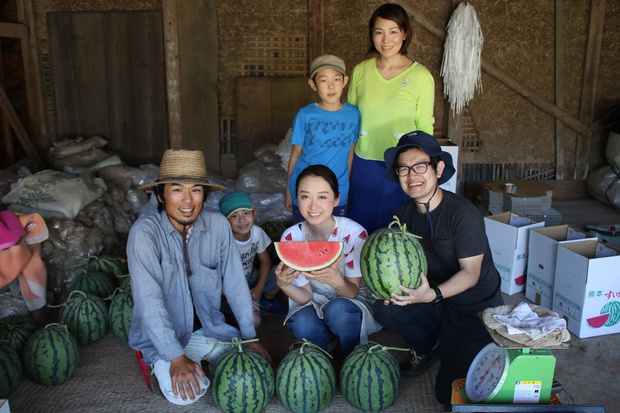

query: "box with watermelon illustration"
xmin=525 ymin=225 xmax=595 ymax=309
xmin=484 ymin=211 xmax=545 ymax=295
xmin=553 ymin=239 xmax=620 ymax=338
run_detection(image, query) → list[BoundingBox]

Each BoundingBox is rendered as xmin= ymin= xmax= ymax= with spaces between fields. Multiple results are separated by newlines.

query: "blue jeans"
xmin=286 ymin=297 xmax=362 ymax=358
xmin=373 ymin=300 xmax=495 ymax=404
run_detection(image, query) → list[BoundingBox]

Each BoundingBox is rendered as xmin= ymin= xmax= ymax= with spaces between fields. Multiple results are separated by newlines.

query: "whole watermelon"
xmin=69 ymin=269 xmax=116 ymax=299
xmin=108 ymin=288 xmax=133 ymax=343
xmin=86 ymin=255 xmax=128 ymax=285
xmin=59 ymin=290 xmax=109 ymax=345
xmin=212 ymin=339 xmax=275 ymax=413
xmin=276 ymin=340 xmax=336 ymax=413
xmin=0 ymin=341 xmax=22 ymax=398
xmin=23 ymin=323 xmax=79 ymax=386
xmin=340 ymin=343 xmax=401 ymax=412
xmin=0 ymin=315 xmax=39 ymax=355
xmin=361 ymin=216 xmax=427 ymax=300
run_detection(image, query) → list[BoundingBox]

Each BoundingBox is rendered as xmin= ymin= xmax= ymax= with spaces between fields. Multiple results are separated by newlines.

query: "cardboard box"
xmin=526 ymin=225 xmax=595 ymax=309
xmin=553 ymin=239 xmax=620 ymax=338
xmin=0 ymin=400 xmax=10 ymax=413
xmin=438 ymin=138 xmax=459 ymax=194
xmin=484 ymin=211 xmax=545 ymax=295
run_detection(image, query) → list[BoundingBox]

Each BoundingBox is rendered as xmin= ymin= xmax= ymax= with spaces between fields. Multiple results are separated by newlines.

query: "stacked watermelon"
xmin=69 ymin=268 xmax=116 ymax=299
xmin=22 ymin=323 xmax=79 ymax=386
xmin=108 ymin=286 xmax=134 ymax=343
xmin=86 ymin=255 xmax=129 ymax=286
xmin=340 ymin=343 xmax=401 ymax=412
xmin=361 ymin=216 xmax=427 ymax=300
xmin=0 ymin=340 xmax=22 ymax=398
xmin=57 ymin=290 xmax=109 ymax=345
xmin=0 ymin=315 xmax=39 ymax=355
xmin=212 ymin=339 xmax=274 ymax=413
xmin=276 ymin=340 xmax=336 ymax=413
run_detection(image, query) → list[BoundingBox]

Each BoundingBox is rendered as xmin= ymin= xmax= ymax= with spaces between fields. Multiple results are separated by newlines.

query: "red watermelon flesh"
xmin=586 ymin=313 xmax=610 ymax=329
xmin=274 ymin=241 xmax=343 ymax=271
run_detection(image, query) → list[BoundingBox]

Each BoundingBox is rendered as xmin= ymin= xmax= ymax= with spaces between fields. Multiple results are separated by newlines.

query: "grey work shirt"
xmin=126 ymin=208 xmax=256 ymax=364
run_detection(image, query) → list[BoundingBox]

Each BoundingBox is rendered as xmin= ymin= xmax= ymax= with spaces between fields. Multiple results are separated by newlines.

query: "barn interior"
xmin=1 ymin=0 xmax=620 ymax=412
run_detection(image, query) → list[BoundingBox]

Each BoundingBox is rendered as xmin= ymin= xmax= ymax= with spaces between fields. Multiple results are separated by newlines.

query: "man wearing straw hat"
xmin=127 ymin=149 xmax=271 ymax=405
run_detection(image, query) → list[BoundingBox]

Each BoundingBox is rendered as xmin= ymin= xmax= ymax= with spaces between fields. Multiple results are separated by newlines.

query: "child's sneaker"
xmin=259 ymin=297 xmax=288 ymax=315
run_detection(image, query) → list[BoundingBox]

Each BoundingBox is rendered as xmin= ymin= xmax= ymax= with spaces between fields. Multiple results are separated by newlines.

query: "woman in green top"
xmin=347 ymin=3 xmax=435 ymax=233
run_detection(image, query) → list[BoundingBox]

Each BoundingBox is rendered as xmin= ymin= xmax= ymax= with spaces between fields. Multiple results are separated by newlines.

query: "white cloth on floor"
xmin=493 ymin=301 xmax=566 ymax=340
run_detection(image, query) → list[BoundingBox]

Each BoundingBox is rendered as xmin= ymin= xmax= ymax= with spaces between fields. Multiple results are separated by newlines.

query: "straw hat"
xmin=139 ymin=149 xmax=226 ymax=192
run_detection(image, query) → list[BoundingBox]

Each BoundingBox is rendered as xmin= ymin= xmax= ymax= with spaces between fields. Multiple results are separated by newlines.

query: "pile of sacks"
xmin=587 ymin=120 xmax=620 ymax=212
xmin=1 ymin=134 xmax=292 ymax=315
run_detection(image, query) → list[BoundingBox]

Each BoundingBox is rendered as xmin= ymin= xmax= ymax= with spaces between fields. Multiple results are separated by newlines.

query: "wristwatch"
xmin=431 ymin=286 xmax=443 ymax=306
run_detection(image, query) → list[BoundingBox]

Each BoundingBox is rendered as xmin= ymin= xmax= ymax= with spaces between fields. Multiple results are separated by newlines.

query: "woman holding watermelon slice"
xmin=275 ymin=165 xmax=382 ymax=358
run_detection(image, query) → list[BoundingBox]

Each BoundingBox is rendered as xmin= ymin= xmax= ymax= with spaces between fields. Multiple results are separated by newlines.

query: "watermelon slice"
xmin=586 ymin=313 xmax=610 ymax=328
xmin=274 ymin=241 xmax=343 ymax=271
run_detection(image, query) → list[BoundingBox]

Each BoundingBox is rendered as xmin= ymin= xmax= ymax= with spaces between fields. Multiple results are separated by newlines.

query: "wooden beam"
xmin=555 ymin=0 xmax=565 ymax=179
xmin=402 ymin=3 xmax=589 ymax=135
xmin=17 ymin=0 xmax=49 ymax=154
xmin=162 ymin=0 xmax=183 ymax=149
xmin=0 ymin=22 xmax=28 ymax=38
xmin=574 ymin=0 xmax=606 ymax=179
xmin=0 ymin=83 xmax=44 ymax=170
xmin=308 ymin=0 xmax=324 ymax=62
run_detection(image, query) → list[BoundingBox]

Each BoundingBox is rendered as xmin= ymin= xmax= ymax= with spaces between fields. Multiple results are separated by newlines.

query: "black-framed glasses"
xmin=395 ymin=162 xmax=430 ymax=177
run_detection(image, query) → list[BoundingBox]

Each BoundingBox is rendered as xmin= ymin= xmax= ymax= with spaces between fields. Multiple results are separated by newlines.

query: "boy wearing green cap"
xmin=219 ymin=191 xmax=286 ymax=327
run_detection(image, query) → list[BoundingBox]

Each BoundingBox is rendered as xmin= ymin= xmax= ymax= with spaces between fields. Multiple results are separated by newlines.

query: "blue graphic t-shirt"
xmin=289 ymin=102 xmax=360 ymax=206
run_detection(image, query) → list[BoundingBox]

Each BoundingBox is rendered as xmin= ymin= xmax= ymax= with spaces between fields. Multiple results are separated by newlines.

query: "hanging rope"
xmin=440 ymin=2 xmax=484 ymax=117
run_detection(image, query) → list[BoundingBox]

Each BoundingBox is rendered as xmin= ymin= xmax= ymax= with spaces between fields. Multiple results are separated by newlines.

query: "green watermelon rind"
xmin=276 ymin=345 xmax=336 ymax=413
xmin=69 ymin=270 xmax=116 ymax=299
xmin=0 ymin=315 xmax=39 ymax=356
xmin=274 ymin=241 xmax=344 ymax=272
xmin=108 ymin=290 xmax=134 ymax=343
xmin=0 ymin=342 xmax=22 ymax=398
xmin=212 ymin=347 xmax=275 ymax=413
xmin=22 ymin=324 xmax=79 ymax=386
xmin=360 ymin=227 xmax=427 ymax=301
xmin=60 ymin=292 xmax=109 ymax=345
xmin=340 ymin=344 xmax=400 ymax=411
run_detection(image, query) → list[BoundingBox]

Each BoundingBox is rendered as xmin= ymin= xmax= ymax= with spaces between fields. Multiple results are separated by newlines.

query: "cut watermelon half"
xmin=274 ymin=241 xmax=344 ymax=271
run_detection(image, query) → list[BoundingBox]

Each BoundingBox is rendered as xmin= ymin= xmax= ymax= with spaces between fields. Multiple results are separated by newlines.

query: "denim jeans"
xmin=286 ymin=297 xmax=362 ymax=358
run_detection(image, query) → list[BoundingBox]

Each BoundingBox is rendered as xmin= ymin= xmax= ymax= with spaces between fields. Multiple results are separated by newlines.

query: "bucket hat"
xmin=139 ymin=149 xmax=226 ymax=192
xmin=383 ymin=131 xmax=456 ymax=184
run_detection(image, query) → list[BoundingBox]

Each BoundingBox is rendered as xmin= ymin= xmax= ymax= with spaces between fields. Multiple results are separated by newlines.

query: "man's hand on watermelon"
xmin=243 ymin=340 xmax=273 ymax=365
xmin=169 ymin=354 xmax=205 ymax=401
xmin=388 ymin=272 xmax=435 ymax=306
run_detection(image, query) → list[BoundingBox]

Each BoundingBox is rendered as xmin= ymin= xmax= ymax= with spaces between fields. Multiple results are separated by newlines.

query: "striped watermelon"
xmin=108 ymin=288 xmax=133 ymax=343
xmin=0 ymin=341 xmax=22 ymax=398
xmin=119 ymin=274 xmax=131 ymax=292
xmin=58 ymin=290 xmax=109 ymax=345
xmin=340 ymin=343 xmax=401 ymax=412
xmin=86 ymin=255 xmax=128 ymax=285
xmin=360 ymin=216 xmax=427 ymax=300
xmin=0 ymin=315 xmax=39 ymax=355
xmin=22 ymin=323 xmax=79 ymax=386
xmin=276 ymin=340 xmax=335 ymax=413
xmin=69 ymin=269 xmax=116 ymax=299
xmin=212 ymin=338 xmax=275 ymax=413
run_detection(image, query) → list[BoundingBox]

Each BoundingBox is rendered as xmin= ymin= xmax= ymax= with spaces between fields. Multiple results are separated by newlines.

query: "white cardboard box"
xmin=553 ymin=239 xmax=620 ymax=338
xmin=438 ymin=138 xmax=459 ymax=194
xmin=484 ymin=211 xmax=545 ymax=295
xmin=525 ymin=225 xmax=595 ymax=309
xmin=0 ymin=400 xmax=10 ymax=413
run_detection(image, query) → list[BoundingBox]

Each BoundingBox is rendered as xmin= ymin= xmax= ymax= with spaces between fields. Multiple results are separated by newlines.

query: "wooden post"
xmin=162 ymin=0 xmax=183 ymax=149
xmin=308 ymin=0 xmax=324 ymax=63
xmin=554 ymin=0 xmax=565 ymax=179
xmin=0 ymin=84 xmax=44 ymax=170
xmin=574 ymin=0 xmax=606 ymax=179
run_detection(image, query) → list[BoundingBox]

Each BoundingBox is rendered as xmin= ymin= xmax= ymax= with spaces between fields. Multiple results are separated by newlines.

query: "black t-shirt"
xmin=395 ymin=190 xmax=502 ymax=314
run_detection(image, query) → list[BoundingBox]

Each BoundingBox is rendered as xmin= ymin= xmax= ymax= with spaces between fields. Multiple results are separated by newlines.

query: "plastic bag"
xmin=587 ymin=165 xmax=620 ymax=212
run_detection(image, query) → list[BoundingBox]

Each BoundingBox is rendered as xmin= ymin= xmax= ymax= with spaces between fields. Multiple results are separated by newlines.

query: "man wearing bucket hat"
xmin=373 ymin=131 xmax=503 ymax=405
xmin=127 ymin=149 xmax=271 ymax=406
